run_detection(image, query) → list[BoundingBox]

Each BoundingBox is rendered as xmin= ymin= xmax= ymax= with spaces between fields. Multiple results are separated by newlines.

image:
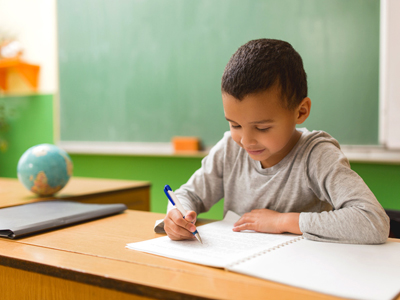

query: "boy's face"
xmin=222 ymin=85 xmax=308 ymax=168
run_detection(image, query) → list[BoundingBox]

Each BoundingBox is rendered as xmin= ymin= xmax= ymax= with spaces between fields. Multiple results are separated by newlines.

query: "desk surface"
xmin=1 ymin=210 xmax=397 ymax=300
xmin=0 ymin=177 xmax=151 ymax=210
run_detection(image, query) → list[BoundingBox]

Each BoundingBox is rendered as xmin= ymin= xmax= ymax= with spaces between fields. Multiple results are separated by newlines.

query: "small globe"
xmin=17 ymin=144 xmax=73 ymax=196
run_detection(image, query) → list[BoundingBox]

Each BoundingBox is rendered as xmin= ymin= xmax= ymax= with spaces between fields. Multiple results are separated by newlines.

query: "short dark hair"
xmin=221 ymin=39 xmax=307 ymax=110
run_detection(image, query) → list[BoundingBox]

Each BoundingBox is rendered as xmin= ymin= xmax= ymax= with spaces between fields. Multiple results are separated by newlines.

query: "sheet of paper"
xmin=153 ymin=219 xmax=165 ymax=233
xmin=126 ymin=211 xmax=296 ymax=268
xmin=229 ymin=239 xmax=400 ymax=300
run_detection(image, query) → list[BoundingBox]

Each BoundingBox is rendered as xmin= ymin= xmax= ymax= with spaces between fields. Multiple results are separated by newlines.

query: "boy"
xmin=163 ymin=39 xmax=389 ymax=244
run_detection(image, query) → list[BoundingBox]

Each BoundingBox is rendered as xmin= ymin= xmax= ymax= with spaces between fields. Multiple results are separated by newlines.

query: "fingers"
xmin=185 ymin=210 xmax=197 ymax=223
xmin=233 ymin=213 xmax=255 ymax=232
xmin=233 ymin=209 xmax=266 ymax=232
xmin=232 ymin=209 xmax=285 ymax=234
xmin=232 ymin=222 xmax=256 ymax=232
xmin=165 ymin=220 xmax=195 ymax=240
xmin=164 ymin=209 xmax=197 ymax=241
xmin=234 ymin=212 xmax=255 ymax=227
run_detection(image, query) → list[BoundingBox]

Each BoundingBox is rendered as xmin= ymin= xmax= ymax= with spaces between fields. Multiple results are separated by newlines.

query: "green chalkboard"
xmin=58 ymin=0 xmax=379 ymax=147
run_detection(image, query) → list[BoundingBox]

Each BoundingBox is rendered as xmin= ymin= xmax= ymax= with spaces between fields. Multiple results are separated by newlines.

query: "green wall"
xmin=67 ymin=153 xmax=225 ymax=219
xmin=0 ymin=94 xmax=399 ymax=220
xmin=0 ymin=94 xmax=54 ymax=173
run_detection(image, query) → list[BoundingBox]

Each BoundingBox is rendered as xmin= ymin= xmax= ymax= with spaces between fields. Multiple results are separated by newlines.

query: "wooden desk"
xmin=0 ymin=177 xmax=150 ymax=211
xmin=1 ymin=210 xmax=397 ymax=300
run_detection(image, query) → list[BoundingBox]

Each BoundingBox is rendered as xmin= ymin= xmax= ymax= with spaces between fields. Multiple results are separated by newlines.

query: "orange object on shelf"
xmin=0 ymin=57 xmax=40 ymax=93
xmin=172 ymin=136 xmax=201 ymax=152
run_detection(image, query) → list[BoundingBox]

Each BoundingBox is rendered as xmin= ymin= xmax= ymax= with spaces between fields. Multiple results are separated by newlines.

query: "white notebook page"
xmin=126 ymin=211 xmax=296 ymax=268
xmin=229 ymin=238 xmax=400 ymax=300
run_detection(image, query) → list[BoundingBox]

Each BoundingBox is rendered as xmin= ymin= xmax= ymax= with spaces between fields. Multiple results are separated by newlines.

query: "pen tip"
xmin=196 ymin=234 xmax=203 ymax=244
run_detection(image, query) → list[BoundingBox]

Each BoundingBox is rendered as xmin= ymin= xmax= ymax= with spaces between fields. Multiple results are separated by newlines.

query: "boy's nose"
xmin=241 ymin=133 xmax=257 ymax=147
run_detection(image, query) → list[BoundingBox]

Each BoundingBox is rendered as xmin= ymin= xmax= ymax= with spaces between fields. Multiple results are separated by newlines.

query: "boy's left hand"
xmin=233 ymin=209 xmax=302 ymax=235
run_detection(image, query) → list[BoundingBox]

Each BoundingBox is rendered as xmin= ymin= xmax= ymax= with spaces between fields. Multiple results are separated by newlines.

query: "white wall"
xmin=0 ymin=0 xmax=58 ymax=94
xmin=380 ymin=0 xmax=400 ymax=149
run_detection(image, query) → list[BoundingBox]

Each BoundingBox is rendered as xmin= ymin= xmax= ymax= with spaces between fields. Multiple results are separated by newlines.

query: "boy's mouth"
xmin=246 ymin=149 xmax=265 ymax=156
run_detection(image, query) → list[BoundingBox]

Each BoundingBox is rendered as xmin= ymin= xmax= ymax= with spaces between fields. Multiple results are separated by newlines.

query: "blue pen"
xmin=164 ymin=185 xmax=202 ymax=243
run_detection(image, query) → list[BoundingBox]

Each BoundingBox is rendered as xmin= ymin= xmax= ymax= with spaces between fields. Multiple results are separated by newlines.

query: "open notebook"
xmin=127 ymin=211 xmax=400 ymax=300
xmin=0 ymin=200 xmax=127 ymax=239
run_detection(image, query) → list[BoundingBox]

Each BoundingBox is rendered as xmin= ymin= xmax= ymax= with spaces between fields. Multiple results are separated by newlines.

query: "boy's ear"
xmin=296 ymin=97 xmax=311 ymax=124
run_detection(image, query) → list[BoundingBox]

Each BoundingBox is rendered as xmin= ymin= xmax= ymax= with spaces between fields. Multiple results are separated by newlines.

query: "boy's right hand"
xmin=164 ymin=209 xmax=198 ymax=241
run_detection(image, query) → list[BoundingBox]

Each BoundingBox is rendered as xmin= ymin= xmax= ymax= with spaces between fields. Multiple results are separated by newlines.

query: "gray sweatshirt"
xmin=172 ymin=129 xmax=390 ymax=244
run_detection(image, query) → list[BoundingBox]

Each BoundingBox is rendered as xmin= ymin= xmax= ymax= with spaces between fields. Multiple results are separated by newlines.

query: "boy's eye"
xmin=257 ymin=127 xmax=271 ymax=132
xmin=230 ymin=124 xmax=241 ymax=129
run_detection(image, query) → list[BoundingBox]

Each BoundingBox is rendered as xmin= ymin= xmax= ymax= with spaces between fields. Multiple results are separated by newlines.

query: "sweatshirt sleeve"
xmin=154 ymin=134 xmax=226 ymax=233
xmin=169 ymin=133 xmax=227 ymax=214
xmin=299 ymin=142 xmax=390 ymax=244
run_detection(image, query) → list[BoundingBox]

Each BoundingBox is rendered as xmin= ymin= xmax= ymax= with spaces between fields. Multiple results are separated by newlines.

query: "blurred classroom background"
xmin=0 ymin=0 xmax=399 ymax=220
